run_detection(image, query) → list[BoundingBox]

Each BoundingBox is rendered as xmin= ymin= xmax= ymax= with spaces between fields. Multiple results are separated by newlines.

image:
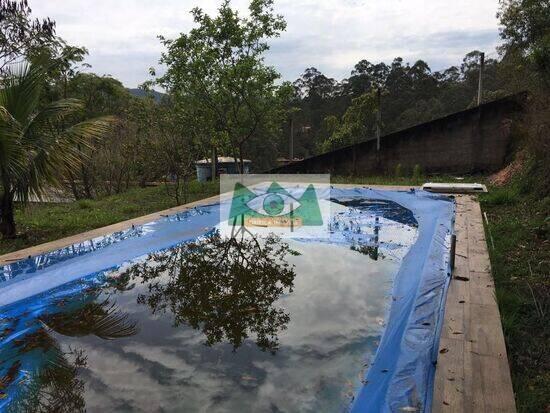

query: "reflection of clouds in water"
xmin=71 ymin=338 xmax=237 ymax=412
xmin=56 ymin=240 xmax=406 ymax=412
xmin=242 ymin=242 xmax=395 ymax=411
xmin=79 ymin=346 xmax=167 ymax=412
xmin=278 ymin=242 xmax=394 ymax=348
xmin=251 ymin=336 xmax=376 ymax=412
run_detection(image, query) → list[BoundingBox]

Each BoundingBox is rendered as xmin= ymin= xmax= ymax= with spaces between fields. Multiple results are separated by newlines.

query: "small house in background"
xmin=195 ymin=157 xmax=252 ymax=182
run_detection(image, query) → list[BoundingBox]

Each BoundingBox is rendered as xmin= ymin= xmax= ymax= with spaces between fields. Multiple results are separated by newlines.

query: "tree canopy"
xmin=156 ymin=0 xmax=290 ymax=172
xmin=498 ymin=0 xmax=550 ymax=82
xmin=0 ymin=0 xmax=56 ymax=74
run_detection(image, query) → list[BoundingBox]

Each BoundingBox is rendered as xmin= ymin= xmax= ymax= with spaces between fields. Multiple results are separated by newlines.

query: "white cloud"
xmin=31 ymin=0 xmax=502 ymax=87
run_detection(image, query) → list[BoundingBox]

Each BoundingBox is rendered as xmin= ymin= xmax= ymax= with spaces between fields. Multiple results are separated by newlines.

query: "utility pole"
xmin=289 ymin=116 xmax=294 ymax=161
xmin=477 ymin=52 xmax=485 ymax=106
xmin=211 ymin=147 xmax=217 ymax=180
xmin=375 ymin=87 xmax=381 ymax=151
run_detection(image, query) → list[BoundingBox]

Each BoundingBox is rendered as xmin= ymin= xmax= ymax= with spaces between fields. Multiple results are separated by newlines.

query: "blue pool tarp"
xmin=0 ymin=188 xmax=454 ymax=412
xmin=337 ymin=189 xmax=455 ymax=413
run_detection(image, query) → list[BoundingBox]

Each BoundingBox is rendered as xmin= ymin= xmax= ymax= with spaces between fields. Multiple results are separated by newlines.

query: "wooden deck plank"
xmin=466 ymin=303 xmax=509 ymax=358
xmin=468 ymin=349 xmax=517 ymax=412
xmin=433 ymin=195 xmax=516 ymax=413
xmin=433 ymin=336 xmax=465 ymax=412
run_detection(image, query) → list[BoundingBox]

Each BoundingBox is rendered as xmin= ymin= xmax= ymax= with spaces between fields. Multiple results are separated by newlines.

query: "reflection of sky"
xmin=0 ymin=192 xmax=424 ymax=412
xmin=51 ymin=241 xmax=405 ymax=412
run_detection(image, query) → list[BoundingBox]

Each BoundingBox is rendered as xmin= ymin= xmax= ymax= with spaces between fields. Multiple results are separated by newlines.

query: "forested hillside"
xmin=287 ymin=51 xmax=527 ymax=157
xmin=127 ymin=87 xmax=166 ymax=102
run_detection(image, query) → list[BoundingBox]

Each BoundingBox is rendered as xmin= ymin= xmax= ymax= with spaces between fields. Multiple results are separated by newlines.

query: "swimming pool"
xmin=0 ymin=187 xmax=454 ymax=412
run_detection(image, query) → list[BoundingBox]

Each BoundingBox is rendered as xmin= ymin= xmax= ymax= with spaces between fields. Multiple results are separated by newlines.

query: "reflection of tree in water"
xmin=351 ymin=243 xmax=384 ymax=261
xmin=2 ymin=296 xmax=137 ymax=413
xmin=42 ymin=298 xmax=138 ymax=340
xmin=119 ymin=230 xmax=297 ymax=353
xmin=6 ymin=344 xmax=87 ymax=413
xmin=350 ymin=215 xmax=382 ymax=261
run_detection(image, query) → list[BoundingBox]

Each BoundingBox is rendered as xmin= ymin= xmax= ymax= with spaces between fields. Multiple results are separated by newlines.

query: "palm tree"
xmin=0 ymin=64 xmax=114 ymax=238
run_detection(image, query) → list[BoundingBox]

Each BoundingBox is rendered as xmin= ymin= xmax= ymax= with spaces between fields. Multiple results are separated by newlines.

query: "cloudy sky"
xmin=31 ymin=0 xmax=502 ymax=88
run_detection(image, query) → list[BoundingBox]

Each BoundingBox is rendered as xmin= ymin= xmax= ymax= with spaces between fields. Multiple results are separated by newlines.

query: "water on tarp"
xmin=0 ymin=198 xmax=418 ymax=413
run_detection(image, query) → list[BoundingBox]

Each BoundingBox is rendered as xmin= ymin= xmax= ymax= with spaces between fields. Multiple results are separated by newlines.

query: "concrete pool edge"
xmin=0 ymin=186 xmax=516 ymax=412
xmin=0 ymin=194 xmax=222 ymax=266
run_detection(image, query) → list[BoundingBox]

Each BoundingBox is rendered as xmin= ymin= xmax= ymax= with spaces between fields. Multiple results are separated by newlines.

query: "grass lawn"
xmin=0 ymin=181 xmax=219 ymax=255
xmin=330 ymin=173 xmax=484 ymax=186
xmin=479 ymin=187 xmax=549 ymax=412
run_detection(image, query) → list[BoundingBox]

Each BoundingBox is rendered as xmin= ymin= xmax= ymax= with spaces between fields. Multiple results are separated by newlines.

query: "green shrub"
xmin=481 ymin=187 xmax=519 ymax=206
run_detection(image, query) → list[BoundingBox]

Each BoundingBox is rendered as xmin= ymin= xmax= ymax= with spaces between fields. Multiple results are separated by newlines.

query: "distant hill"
xmin=127 ymin=88 xmax=166 ymax=103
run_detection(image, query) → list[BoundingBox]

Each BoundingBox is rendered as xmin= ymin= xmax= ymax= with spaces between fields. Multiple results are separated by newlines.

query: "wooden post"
xmin=477 ymin=52 xmax=485 ymax=106
xmin=450 ymin=234 xmax=457 ymax=269
xmin=289 ymin=116 xmax=294 ymax=161
xmin=376 ymin=88 xmax=381 ymax=151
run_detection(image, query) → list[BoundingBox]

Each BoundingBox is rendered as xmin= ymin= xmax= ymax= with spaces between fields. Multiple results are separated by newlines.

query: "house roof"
xmin=196 ymin=156 xmax=252 ymax=164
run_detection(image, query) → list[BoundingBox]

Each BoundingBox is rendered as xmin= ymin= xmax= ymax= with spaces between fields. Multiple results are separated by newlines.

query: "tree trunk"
xmin=211 ymin=147 xmax=217 ymax=181
xmin=352 ymin=146 xmax=357 ymax=175
xmin=80 ymin=165 xmax=92 ymax=198
xmin=183 ymin=174 xmax=188 ymax=204
xmin=69 ymin=178 xmax=80 ymax=200
xmin=174 ymin=173 xmax=181 ymax=204
xmin=66 ymin=170 xmax=81 ymax=200
xmin=0 ymin=191 xmax=16 ymax=238
xmin=139 ymin=173 xmax=147 ymax=188
xmin=232 ymin=147 xmax=241 ymax=175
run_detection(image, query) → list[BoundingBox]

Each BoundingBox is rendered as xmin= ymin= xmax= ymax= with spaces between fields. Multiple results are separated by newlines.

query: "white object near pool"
xmin=422 ymin=182 xmax=488 ymax=193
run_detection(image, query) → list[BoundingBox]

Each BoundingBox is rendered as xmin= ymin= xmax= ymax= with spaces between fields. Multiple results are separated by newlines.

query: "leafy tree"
xmin=498 ymin=0 xmax=550 ymax=81
xmin=288 ymin=49 xmax=524 ymax=158
xmin=0 ymin=0 xmax=56 ymax=75
xmin=4 ymin=292 xmax=136 ymax=412
xmin=291 ymin=67 xmax=346 ymax=155
xmin=124 ymin=94 xmax=164 ymax=187
xmin=62 ymin=73 xmax=133 ymax=198
xmin=156 ymin=0 xmax=288 ymax=173
xmin=293 ymin=67 xmax=338 ymax=102
xmin=0 ymin=65 xmax=114 ymax=237
xmin=153 ymin=104 xmax=201 ymax=204
xmin=28 ymin=39 xmax=90 ymax=100
xmin=319 ymin=114 xmax=339 ymax=144
xmin=5 ymin=340 xmax=88 ymax=413
xmin=497 ymin=0 xmax=550 ymax=198
xmin=319 ymin=90 xmax=378 ymax=153
xmin=345 ymin=60 xmax=388 ymax=96
xmin=43 ymin=298 xmax=138 ymax=340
